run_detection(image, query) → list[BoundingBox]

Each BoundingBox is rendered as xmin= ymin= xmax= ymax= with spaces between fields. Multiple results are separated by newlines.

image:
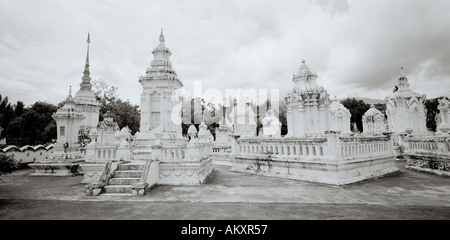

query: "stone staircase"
xmin=102 ymin=162 xmax=145 ymax=196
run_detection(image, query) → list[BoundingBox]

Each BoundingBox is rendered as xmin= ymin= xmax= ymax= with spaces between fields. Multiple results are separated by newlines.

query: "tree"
xmin=92 ymin=79 xmax=140 ymax=134
xmin=16 ymin=101 xmax=58 ymax=144
xmin=14 ymin=101 xmax=25 ymax=117
xmin=341 ymin=98 xmax=371 ymax=133
xmin=92 ymin=78 xmax=118 ymax=104
xmin=425 ymin=97 xmax=441 ymax=132
xmin=100 ymin=98 xmax=140 ymax=134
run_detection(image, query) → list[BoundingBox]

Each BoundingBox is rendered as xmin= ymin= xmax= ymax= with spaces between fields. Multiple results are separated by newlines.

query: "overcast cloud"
xmin=1 ymin=0 xmax=449 ymax=107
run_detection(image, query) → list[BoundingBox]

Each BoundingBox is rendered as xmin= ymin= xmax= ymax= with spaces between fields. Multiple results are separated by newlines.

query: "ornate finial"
xmin=370 ymin=104 xmax=375 ymax=108
xmin=65 ymin=85 xmax=74 ymax=103
xmin=159 ymin=28 xmax=165 ymax=43
xmin=400 ymin=67 xmax=405 ymax=77
xmin=302 ymin=59 xmax=305 ymax=64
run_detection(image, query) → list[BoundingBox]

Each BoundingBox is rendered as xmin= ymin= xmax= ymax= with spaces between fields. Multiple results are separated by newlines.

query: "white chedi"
xmin=436 ymin=91 xmax=450 ymax=134
xmin=197 ymin=121 xmax=213 ymax=142
xmin=188 ymin=124 xmax=198 ymax=141
xmin=385 ymin=67 xmax=427 ymax=134
xmin=261 ymin=109 xmax=282 ymax=137
xmin=362 ymin=104 xmax=387 ymax=135
xmin=328 ymin=98 xmax=352 ymax=134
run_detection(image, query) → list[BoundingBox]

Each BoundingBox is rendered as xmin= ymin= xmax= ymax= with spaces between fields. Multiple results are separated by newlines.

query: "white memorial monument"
xmin=362 ymin=104 xmax=387 ymax=135
xmin=231 ymin=59 xmax=398 ymax=185
xmin=229 ymin=88 xmax=257 ymax=137
xmin=85 ymin=30 xmax=213 ymax=196
xmin=73 ymin=33 xmax=100 ymax=134
xmin=386 ymin=67 xmax=427 ymax=135
xmin=29 ymin=87 xmax=85 ymax=176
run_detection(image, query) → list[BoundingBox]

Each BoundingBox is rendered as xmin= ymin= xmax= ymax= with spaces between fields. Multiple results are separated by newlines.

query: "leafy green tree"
xmin=341 ymin=98 xmax=371 ymax=133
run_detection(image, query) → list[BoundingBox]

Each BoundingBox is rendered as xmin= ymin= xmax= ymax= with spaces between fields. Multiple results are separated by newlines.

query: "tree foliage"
xmin=425 ymin=97 xmax=441 ymax=132
xmin=92 ymin=79 xmax=140 ymax=135
xmin=1 ymin=94 xmax=57 ymax=145
xmin=340 ymin=98 xmax=371 ymax=133
xmin=0 ymin=154 xmax=18 ymax=179
xmin=100 ymin=98 xmax=140 ymax=135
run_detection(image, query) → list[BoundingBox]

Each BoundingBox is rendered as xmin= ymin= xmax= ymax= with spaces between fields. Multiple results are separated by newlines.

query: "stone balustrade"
xmin=403 ymin=136 xmax=450 ymax=156
xmin=85 ymin=144 xmax=118 ymax=162
xmin=339 ymin=136 xmax=393 ymax=159
xmin=402 ymin=135 xmax=450 ymax=176
xmin=236 ymin=134 xmax=393 ymax=161
xmin=232 ymin=133 xmax=397 ymax=185
xmin=161 ymin=146 xmax=185 ymax=161
xmin=236 ymin=137 xmax=329 ymax=160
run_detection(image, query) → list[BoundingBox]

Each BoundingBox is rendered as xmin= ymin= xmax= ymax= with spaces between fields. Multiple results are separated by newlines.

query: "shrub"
xmin=0 ymin=154 xmax=18 ymax=180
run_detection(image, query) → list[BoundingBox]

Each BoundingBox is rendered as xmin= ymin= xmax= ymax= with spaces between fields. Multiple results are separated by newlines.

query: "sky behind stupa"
xmin=1 ymin=0 xmax=450 ymax=107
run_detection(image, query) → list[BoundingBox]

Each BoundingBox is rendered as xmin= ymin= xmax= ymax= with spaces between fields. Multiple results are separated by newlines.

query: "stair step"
xmin=113 ymin=170 xmax=143 ymax=178
xmin=108 ymin=177 xmax=141 ymax=185
xmin=118 ymin=163 xmax=145 ymax=171
xmin=101 ymin=193 xmax=133 ymax=197
xmin=103 ymin=185 xmax=132 ymax=194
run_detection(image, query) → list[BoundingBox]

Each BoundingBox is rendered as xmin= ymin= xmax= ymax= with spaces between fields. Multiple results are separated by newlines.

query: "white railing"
xmin=339 ymin=136 xmax=393 ymax=158
xmin=236 ymin=137 xmax=329 ymax=160
xmin=403 ymin=137 xmax=450 ymax=156
xmin=86 ymin=145 xmax=118 ymax=162
xmin=161 ymin=146 xmax=185 ymax=161
xmin=236 ymin=134 xmax=394 ymax=161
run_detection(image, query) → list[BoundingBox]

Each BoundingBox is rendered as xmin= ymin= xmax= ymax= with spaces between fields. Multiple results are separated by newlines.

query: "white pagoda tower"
xmin=74 ymin=33 xmax=100 ymax=133
xmin=386 ymin=67 xmax=427 ymax=134
xmin=285 ymin=60 xmax=334 ymax=137
xmin=29 ymin=87 xmax=85 ymax=176
xmin=53 ymin=87 xmax=85 ymax=156
xmin=133 ymin=29 xmax=186 ymax=161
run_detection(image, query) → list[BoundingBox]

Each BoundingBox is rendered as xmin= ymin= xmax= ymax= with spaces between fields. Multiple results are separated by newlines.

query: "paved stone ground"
xmin=0 ymin=160 xmax=450 ymax=220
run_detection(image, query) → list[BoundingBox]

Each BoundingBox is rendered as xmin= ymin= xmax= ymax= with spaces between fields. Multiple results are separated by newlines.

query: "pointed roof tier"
xmin=391 ymin=67 xmax=424 ymax=99
xmin=139 ymin=29 xmax=183 ymax=87
xmin=286 ymin=59 xmax=329 ymax=105
xmin=53 ymin=86 xmax=84 ymax=120
xmin=329 ymin=98 xmax=351 ymax=117
xmin=363 ymin=104 xmax=384 ymax=120
xmin=80 ymin=32 xmax=92 ymax=91
xmin=74 ymin=32 xmax=99 ymax=107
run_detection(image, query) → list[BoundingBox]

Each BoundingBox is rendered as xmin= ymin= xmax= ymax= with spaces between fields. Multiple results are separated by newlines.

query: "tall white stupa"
xmin=74 ymin=33 xmax=100 ymax=133
xmin=133 ymin=29 xmax=186 ymax=161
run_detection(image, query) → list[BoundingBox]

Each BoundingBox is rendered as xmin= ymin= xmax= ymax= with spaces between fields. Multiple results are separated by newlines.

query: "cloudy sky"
xmin=1 ymin=0 xmax=449 ymax=107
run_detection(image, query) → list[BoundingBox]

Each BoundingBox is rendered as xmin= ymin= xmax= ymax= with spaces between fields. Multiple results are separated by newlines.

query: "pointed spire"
xmin=80 ymin=32 xmax=92 ymax=91
xmin=400 ymin=67 xmax=405 ymax=78
xmin=159 ymin=28 xmax=165 ymax=44
xmin=64 ymin=85 xmax=74 ymax=104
